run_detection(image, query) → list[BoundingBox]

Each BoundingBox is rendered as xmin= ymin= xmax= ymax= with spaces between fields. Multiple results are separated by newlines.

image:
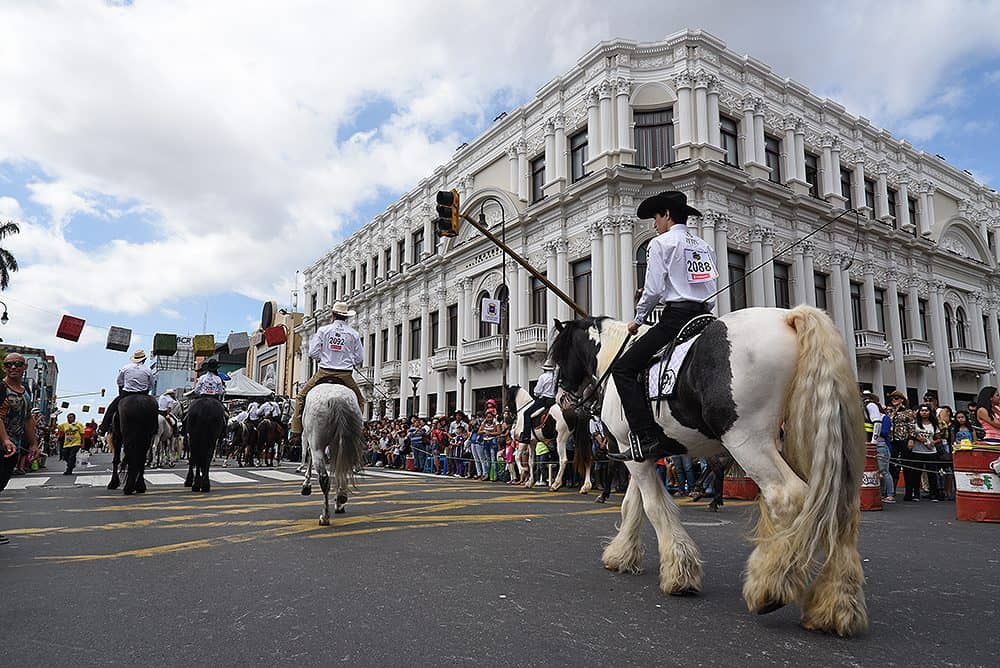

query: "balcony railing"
xmin=354 ymin=366 xmax=375 ymax=385
xmin=460 ymin=335 xmax=504 ymax=366
xmin=949 ymin=347 xmax=992 ymax=374
xmin=380 ymin=360 xmax=402 ymax=383
xmin=853 ymin=330 xmax=890 ymax=359
xmin=513 ymin=324 xmax=548 ymax=356
xmin=431 ymin=346 xmax=457 ymax=372
xmin=902 ymin=339 xmax=934 ymax=365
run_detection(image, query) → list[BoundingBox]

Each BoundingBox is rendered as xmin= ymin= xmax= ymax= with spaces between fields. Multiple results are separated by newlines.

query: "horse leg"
xmin=300 ymin=438 xmax=314 ymax=496
xmin=185 ymin=455 xmax=195 ymax=487
xmin=581 ymin=466 xmax=593 ymax=495
xmin=107 ymin=436 xmax=121 ymax=490
xmin=635 ymin=460 xmax=703 ymax=593
xmin=799 ymin=510 xmax=866 ymax=637
xmin=334 ymin=481 xmax=348 ymax=514
xmin=523 ymin=446 xmax=535 ymax=489
xmin=315 ymin=452 xmax=330 ymax=525
xmin=601 ymin=477 xmax=644 ymax=574
xmin=549 ymin=434 xmax=567 ymax=491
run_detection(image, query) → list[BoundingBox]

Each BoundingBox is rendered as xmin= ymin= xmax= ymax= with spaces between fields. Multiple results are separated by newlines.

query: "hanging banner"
xmin=82 ymin=405 xmax=90 ymax=412
xmin=56 ymin=315 xmax=86 ymax=342
xmin=480 ymin=298 xmax=501 ymax=325
xmin=227 ymin=331 xmax=250 ymax=354
xmin=153 ymin=333 xmax=178 ymax=356
xmin=98 ymin=406 xmax=106 ymax=414
xmin=192 ymin=334 xmax=216 ymax=357
xmin=106 ymin=326 xmax=132 ymax=352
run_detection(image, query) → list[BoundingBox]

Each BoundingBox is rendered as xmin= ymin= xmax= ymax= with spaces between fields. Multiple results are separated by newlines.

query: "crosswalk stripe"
xmin=144 ymin=473 xmax=187 ymax=485
xmin=208 ymin=471 xmax=257 ymax=484
xmin=362 ymin=470 xmax=416 ymax=480
xmin=4 ymin=477 xmax=50 ymax=490
xmin=75 ymin=475 xmax=112 ymax=487
xmin=254 ymin=470 xmax=303 ymax=481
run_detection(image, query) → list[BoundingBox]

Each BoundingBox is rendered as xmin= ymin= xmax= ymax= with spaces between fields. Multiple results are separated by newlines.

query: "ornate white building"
xmin=296 ymin=29 xmax=1000 ymax=419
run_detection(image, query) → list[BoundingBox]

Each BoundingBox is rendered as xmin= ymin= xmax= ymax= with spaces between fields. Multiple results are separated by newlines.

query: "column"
xmin=841 ymin=260 xmax=859 ymax=375
xmin=706 ymin=75 xmax=721 ymax=149
xmin=457 ymin=279 xmax=472 ymax=409
xmin=403 ymin=221 xmax=413 ymax=270
xmin=601 ymin=218 xmax=619 ymax=317
xmin=830 ymin=139 xmax=843 ymax=199
xmin=792 ymin=246 xmax=807 ymax=306
xmin=713 ymin=215 xmax=731 ymax=316
xmin=875 ymin=161 xmax=890 ymax=220
xmin=924 ymin=184 xmax=937 ymax=237
xmin=762 ymin=229 xmax=776 ymax=308
xmin=820 ymin=134 xmax=835 ymax=198
xmin=419 ymin=291 xmax=431 ymax=415
xmin=553 ymin=114 xmax=567 ymax=182
xmin=508 ymin=145 xmax=519 ymax=194
xmin=752 ymin=100 xmax=766 ymax=168
xmin=555 ymin=238 xmax=569 ymax=321
xmin=516 ymin=139 xmax=528 ymax=202
xmin=829 ymin=254 xmax=847 ymax=334
xmin=390 ymin=230 xmax=400 ymax=274
xmin=862 ymin=261 xmax=878 ymax=331
xmin=802 ymin=241 xmax=816 ymax=307
xmin=590 ymin=223 xmax=604 ymax=316
xmin=505 ymin=259 xmax=520 ymax=386
xmin=545 ymin=242 xmax=558 ymax=325
xmin=618 ymin=219 xmax=635 ymax=318
xmin=516 ymin=262 xmax=530 ymax=385
xmin=782 ymin=117 xmax=796 ymax=185
xmin=436 ymin=285 xmax=448 ymax=413
xmin=897 ymin=177 xmax=912 ymax=231
xmin=886 ymin=269 xmax=907 ymax=393
xmin=993 ymin=226 xmax=1000 ymax=264
xmin=399 ymin=293 xmax=411 ymax=414
xmin=988 ymin=300 xmax=1000 ymax=384
xmin=701 ymin=212 xmax=720 ymax=314
xmin=599 ymin=80 xmax=613 ymax=158
xmin=586 ymin=88 xmax=601 ymax=157
xmin=740 ymin=95 xmax=755 ymax=168
xmin=906 ymin=276 xmax=922 ymax=344
xmin=929 ymin=282 xmax=954 ymax=407
xmin=853 ymin=157 xmax=866 ymax=214
xmin=543 ymin=119 xmax=556 ymax=185
xmin=971 ymin=292 xmax=987 ymax=352
xmin=614 ymin=78 xmax=632 ymax=152
xmin=373 ymin=315 xmax=384 ymax=380
xmin=693 ymin=74 xmax=709 ymax=145
xmin=749 ymin=226 xmax=765 ymax=307
xmin=423 ymin=217 xmax=433 ymax=258
xmin=675 ymin=71 xmax=694 ymax=152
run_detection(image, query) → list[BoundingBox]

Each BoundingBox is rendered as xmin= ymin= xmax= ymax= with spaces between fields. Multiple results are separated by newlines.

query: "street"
xmin=1 ymin=455 xmax=996 ymax=667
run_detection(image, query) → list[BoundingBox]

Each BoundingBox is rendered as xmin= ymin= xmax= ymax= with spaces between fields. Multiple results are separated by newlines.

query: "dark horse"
xmin=255 ymin=417 xmax=285 ymax=467
xmin=107 ymin=394 xmax=159 ymax=495
xmin=184 ymin=396 xmax=227 ymax=492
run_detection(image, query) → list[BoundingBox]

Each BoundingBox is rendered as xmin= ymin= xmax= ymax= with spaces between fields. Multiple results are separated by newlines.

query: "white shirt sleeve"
xmin=308 ymin=331 xmax=322 ymax=361
xmin=634 ymin=237 xmax=670 ymax=325
xmin=354 ymin=333 xmax=365 ymax=369
xmin=116 ymin=367 xmax=126 ymax=389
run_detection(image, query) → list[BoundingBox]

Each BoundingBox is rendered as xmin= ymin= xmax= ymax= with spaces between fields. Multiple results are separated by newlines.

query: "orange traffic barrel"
xmin=723 ymin=463 xmax=759 ymax=500
xmin=860 ymin=444 xmax=883 ymax=511
xmin=954 ymin=446 xmax=1000 ymax=522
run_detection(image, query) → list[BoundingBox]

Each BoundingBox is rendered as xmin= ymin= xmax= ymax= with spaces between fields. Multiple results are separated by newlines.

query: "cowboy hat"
xmin=331 ymin=301 xmax=356 ymax=317
xmin=542 ymin=360 xmax=555 ymax=370
xmin=130 ymin=350 xmax=148 ymax=363
xmin=636 ymin=191 xmax=702 ymax=220
xmin=198 ymin=358 xmax=220 ymax=372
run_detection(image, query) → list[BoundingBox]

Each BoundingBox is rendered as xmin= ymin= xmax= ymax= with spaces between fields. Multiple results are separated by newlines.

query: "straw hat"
xmin=130 ymin=350 xmax=148 ymax=363
xmin=331 ymin=301 xmax=356 ymax=317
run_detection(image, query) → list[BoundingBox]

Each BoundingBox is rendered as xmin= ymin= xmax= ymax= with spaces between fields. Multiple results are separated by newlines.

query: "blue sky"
xmin=1 ymin=1 xmax=998 ymax=423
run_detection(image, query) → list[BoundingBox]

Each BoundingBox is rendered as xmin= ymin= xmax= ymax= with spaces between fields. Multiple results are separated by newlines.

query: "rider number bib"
xmin=328 ymin=333 xmax=345 ymax=352
xmin=684 ymin=249 xmax=717 ymax=284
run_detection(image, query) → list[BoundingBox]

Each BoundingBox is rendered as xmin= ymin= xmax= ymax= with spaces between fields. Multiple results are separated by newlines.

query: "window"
xmin=531 ymin=276 xmax=547 ymax=324
xmin=383 ymin=248 xmax=391 ymax=275
xmin=898 ymin=294 xmax=909 ymax=339
xmin=447 ymin=304 xmax=458 ymax=346
xmin=427 ymin=395 xmax=438 ymax=420
xmin=411 ymin=229 xmax=424 ymax=264
xmin=728 ymin=251 xmax=747 ymax=312
xmin=918 ymin=299 xmax=928 ymax=340
xmin=372 ymin=255 xmax=379 ymax=281
xmin=495 ymin=285 xmax=509 ymax=335
xmin=322 ymin=285 xmax=328 ymax=306
xmin=572 ymin=259 xmax=592 ymax=314
xmin=985 ymin=315 xmax=992 ymax=356
xmin=840 ymin=169 xmax=853 ymax=207
xmin=394 ymin=324 xmax=403 ymax=360
xmin=944 ymin=304 xmax=954 ymax=348
xmin=864 ymin=179 xmax=876 ymax=211
xmin=446 ymin=391 xmax=457 ymax=416
xmin=850 ymin=282 xmax=863 ymax=330
xmin=430 ymin=310 xmax=440 ymax=350
xmin=814 ymin=272 xmax=828 ymax=311
xmin=530 ymin=155 xmax=546 ymax=203
xmin=340 ymin=275 xmax=346 ymax=296
xmin=380 ymin=328 xmax=389 ymax=364
xmin=764 ymin=135 xmax=781 ymax=183
xmin=636 ymin=241 xmax=650 ymax=292
xmin=570 ymin=130 xmax=589 ymax=182
xmin=396 ymin=239 xmax=405 ymax=271
xmin=368 ymin=332 xmax=376 ymax=366
xmin=331 ymin=280 xmax=337 ymax=301
xmin=360 ymin=263 xmax=368 ymax=287
xmin=887 ymin=187 xmax=898 ymax=221
xmin=874 ymin=288 xmax=886 ymax=333
xmin=956 ymin=306 xmax=967 ymax=348
xmin=720 ymin=117 xmax=739 ymax=166
xmin=409 ymin=317 xmax=422 ymax=357
xmin=634 ymin=109 xmax=674 ymax=169
xmin=477 ymin=290 xmax=492 ymax=338
xmin=805 ymin=153 xmax=819 ymax=197
xmin=773 ymin=262 xmax=790 ymax=308
xmin=907 ymin=198 xmax=918 ymax=235
xmin=350 ymin=269 xmax=357 ymax=292
xmin=310 ymin=292 xmax=317 ymax=313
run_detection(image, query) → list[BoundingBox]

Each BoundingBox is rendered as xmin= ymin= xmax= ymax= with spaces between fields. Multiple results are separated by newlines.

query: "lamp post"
xmin=459 ymin=376 xmax=466 ymax=411
xmin=409 ymin=374 xmax=421 ymax=418
xmin=0 ymin=300 xmax=8 ymax=325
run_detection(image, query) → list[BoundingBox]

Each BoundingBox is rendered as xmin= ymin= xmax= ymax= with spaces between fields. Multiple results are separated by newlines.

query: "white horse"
xmin=151 ymin=414 xmax=179 ymax=468
xmin=548 ymin=306 xmax=867 ymax=637
xmin=299 ymin=384 xmax=366 ymax=525
xmin=508 ymin=385 xmax=592 ymax=492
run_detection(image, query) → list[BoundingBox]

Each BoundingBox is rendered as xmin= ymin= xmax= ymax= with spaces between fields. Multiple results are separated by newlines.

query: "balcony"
xmin=354 ymin=366 xmax=375 ymax=386
xmin=461 ymin=335 xmax=504 ymax=366
xmin=853 ymin=330 xmax=890 ymax=359
xmin=902 ymin=339 xmax=934 ymax=365
xmin=380 ymin=360 xmax=401 ymax=385
xmin=431 ymin=346 xmax=457 ymax=372
xmin=949 ymin=347 xmax=992 ymax=374
xmin=513 ymin=324 xmax=548 ymax=356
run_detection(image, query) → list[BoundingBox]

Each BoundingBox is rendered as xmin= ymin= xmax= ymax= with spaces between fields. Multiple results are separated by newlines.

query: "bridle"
xmin=559 ymin=330 xmax=634 ymax=413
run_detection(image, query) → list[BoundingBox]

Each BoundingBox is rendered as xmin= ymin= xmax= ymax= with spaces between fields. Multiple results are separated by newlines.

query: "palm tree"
xmin=0 ymin=220 xmax=19 ymax=290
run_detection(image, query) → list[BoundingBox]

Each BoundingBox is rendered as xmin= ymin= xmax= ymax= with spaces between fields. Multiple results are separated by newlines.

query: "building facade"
xmin=297 ymin=29 xmax=1000 ymax=418
xmin=3 ymin=344 xmax=58 ymax=419
xmin=246 ymin=310 xmax=304 ymax=398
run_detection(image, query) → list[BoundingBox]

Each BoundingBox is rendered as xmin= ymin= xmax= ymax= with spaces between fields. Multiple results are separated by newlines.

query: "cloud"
xmin=899 ymin=114 xmax=947 ymax=142
xmin=0 ymin=196 xmax=22 ymax=218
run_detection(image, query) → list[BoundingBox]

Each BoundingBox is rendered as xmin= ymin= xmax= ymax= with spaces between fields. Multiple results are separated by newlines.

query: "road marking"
xmin=4 ymin=477 xmax=50 ymax=490
xmin=362 ymin=470 xmax=416 ymax=480
xmin=144 ymin=473 xmax=187 ymax=485
xmin=207 ymin=472 xmax=257 ymax=484
xmin=253 ymin=470 xmax=303 ymax=481
xmin=75 ymin=475 xmax=112 ymax=487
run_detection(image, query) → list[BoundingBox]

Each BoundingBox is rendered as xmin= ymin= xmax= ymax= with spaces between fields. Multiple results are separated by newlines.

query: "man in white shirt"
xmin=518 ymin=361 xmax=558 ymax=443
xmin=609 ymin=192 xmax=717 ymax=463
xmin=193 ymin=359 xmax=226 ymax=399
xmin=99 ymin=350 xmax=154 ymax=435
xmin=158 ymin=389 xmax=177 ymax=414
xmin=289 ymin=301 xmax=366 ymax=444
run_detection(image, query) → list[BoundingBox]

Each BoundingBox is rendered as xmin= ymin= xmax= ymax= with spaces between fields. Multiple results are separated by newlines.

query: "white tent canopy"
xmin=224 ymin=369 xmax=273 ymax=398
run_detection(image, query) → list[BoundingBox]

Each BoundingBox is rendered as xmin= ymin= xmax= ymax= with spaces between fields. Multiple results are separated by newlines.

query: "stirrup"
xmin=608 ymin=431 xmax=647 ymax=463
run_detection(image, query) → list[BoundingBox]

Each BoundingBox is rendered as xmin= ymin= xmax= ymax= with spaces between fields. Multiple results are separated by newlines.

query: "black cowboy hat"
xmin=198 ymin=358 xmax=220 ymax=372
xmin=636 ymin=191 xmax=702 ymax=220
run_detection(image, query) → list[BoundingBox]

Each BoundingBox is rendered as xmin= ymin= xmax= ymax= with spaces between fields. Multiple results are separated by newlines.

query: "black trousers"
xmin=519 ymin=397 xmax=554 ymax=440
xmin=0 ymin=450 xmax=16 ymax=492
xmin=612 ymin=301 xmax=711 ymax=436
xmin=99 ymin=391 xmax=149 ymax=434
xmin=64 ymin=447 xmax=78 ymax=473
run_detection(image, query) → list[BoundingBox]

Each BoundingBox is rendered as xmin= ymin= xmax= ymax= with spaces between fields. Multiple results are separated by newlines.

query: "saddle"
xmin=646 ymin=314 xmax=716 ymax=400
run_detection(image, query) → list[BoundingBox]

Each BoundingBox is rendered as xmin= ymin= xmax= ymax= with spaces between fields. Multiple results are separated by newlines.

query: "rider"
xmin=193 ymin=359 xmax=226 ymax=400
xmin=608 ymin=191 xmax=718 ymax=463
xmin=157 ymin=388 xmax=179 ymax=431
xmin=518 ymin=361 xmax=557 ymax=443
xmin=288 ymin=301 xmax=365 ymax=447
xmin=98 ymin=350 xmax=154 ymax=436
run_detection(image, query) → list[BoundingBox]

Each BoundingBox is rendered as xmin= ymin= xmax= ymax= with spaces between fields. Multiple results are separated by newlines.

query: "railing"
xmin=949 ymin=347 xmax=992 ymax=373
xmin=460 ymin=336 xmax=504 ymax=365
xmin=513 ymin=324 xmax=548 ymax=355
xmin=901 ymin=339 xmax=934 ymax=365
xmin=380 ymin=360 xmax=402 ymax=381
xmin=853 ymin=330 xmax=890 ymax=359
xmin=355 ymin=366 xmax=375 ymax=384
xmin=431 ymin=346 xmax=458 ymax=371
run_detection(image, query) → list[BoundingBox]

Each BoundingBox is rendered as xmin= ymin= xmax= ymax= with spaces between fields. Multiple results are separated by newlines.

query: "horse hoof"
xmin=334 ymin=507 xmax=346 ymax=514
xmin=319 ymin=516 xmax=330 ymax=526
xmin=192 ymin=482 xmax=202 ymax=492
xmin=756 ymin=600 xmax=787 ymax=615
xmin=201 ymin=487 xmax=210 ymax=493
xmin=123 ymin=488 xmax=134 ymax=496
xmin=184 ymin=479 xmax=193 ymax=488
xmin=301 ymin=486 xmax=312 ymax=496
xmin=107 ymin=481 xmax=119 ymax=491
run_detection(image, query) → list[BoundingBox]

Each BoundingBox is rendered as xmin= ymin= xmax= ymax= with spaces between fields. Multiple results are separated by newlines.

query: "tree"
xmin=0 ymin=220 xmax=20 ymax=290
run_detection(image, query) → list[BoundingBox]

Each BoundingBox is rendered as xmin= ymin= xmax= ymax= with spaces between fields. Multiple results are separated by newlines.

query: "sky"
xmin=1 ymin=0 xmax=999 ymax=422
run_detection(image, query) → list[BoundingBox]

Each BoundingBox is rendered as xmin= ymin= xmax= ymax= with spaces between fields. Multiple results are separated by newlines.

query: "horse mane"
xmin=594 ymin=318 xmax=631 ymax=375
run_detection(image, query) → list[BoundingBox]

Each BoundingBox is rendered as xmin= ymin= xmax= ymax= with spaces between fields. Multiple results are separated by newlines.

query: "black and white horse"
xmin=548 ymin=305 xmax=867 ymax=637
xmin=508 ymin=385 xmax=592 ymax=492
xmin=299 ymin=385 xmax=366 ymax=525
xmin=107 ymin=394 xmax=159 ymax=495
xmin=184 ymin=397 xmax=226 ymax=492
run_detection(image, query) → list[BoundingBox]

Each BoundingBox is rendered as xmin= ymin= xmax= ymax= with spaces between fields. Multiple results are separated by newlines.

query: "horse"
xmin=299 ymin=385 xmax=366 ymax=525
xmin=255 ymin=417 xmax=285 ymax=467
xmin=547 ymin=305 xmax=867 ymax=637
xmin=225 ymin=418 xmax=249 ymax=467
xmin=184 ymin=396 xmax=227 ymax=492
xmin=107 ymin=394 xmax=159 ymax=495
xmin=507 ymin=385 xmax=592 ymax=492
xmin=150 ymin=413 xmax=181 ymax=469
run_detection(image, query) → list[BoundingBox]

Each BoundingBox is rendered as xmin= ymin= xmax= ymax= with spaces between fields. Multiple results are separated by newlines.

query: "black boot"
xmin=608 ymin=430 xmax=686 ymax=463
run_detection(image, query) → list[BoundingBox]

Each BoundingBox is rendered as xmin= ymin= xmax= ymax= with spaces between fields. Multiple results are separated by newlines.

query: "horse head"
xmin=548 ymin=317 xmax=603 ymax=399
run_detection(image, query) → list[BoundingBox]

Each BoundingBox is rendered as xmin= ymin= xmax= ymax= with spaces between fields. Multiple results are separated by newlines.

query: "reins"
xmin=567 ymin=331 xmax=634 ymax=409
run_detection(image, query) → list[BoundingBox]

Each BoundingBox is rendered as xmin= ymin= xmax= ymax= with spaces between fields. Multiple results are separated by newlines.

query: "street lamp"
xmin=459 ymin=376 xmax=466 ymax=411
xmin=409 ymin=374 xmax=421 ymax=417
xmin=0 ymin=300 xmax=8 ymax=324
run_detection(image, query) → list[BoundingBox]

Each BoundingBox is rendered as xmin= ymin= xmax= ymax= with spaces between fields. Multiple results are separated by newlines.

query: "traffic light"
xmin=100 ymin=388 xmax=105 ymax=397
xmin=435 ymin=189 xmax=460 ymax=237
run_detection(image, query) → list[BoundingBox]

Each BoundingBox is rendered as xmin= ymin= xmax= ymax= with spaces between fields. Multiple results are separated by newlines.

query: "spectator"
xmin=885 ymin=390 xmax=914 ymax=499
xmin=57 ymin=413 xmax=85 ymax=475
xmin=863 ymin=392 xmax=894 ymax=504
xmin=974 ymin=386 xmax=1000 ymax=444
xmin=1 ymin=354 xmax=37 ymax=479
xmin=937 ymin=405 xmax=955 ymax=500
xmin=0 ymin=380 xmax=15 ymax=545
xmin=906 ymin=404 xmax=941 ymax=502
xmin=953 ymin=411 xmax=974 ymax=446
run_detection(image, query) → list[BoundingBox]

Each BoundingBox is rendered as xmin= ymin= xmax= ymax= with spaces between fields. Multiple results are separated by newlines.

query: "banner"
xmin=480 ymin=298 xmax=501 ymax=325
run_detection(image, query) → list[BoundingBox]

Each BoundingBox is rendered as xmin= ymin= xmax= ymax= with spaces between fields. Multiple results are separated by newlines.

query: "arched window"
xmin=477 ymin=290 xmax=492 ymax=338
xmin=494 ymin=284 xmax=509 ymax=336
xmin=944 ymin=303 xmax=954 ymax=348
xmin=636 ymin=240 xmax=650 ymax=293
xmin=956 ymin=306 xmax=968 ymax=349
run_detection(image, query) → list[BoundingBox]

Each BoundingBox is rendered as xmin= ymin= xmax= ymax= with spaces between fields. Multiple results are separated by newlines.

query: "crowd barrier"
xmin=953 ymin=444 xmax=1000 ymax=523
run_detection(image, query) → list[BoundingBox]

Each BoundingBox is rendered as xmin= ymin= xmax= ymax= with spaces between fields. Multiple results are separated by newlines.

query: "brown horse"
xmin=255 ymin=417 xmax=285 ymax=467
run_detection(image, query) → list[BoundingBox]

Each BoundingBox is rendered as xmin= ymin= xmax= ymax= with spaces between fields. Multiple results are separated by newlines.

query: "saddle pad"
xmin=648 ymin=336 xmax=699 ymax=399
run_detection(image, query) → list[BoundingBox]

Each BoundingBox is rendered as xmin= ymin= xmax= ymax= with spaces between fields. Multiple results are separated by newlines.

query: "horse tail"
xmin=572 ymin=405 xmax=592 ymax=478
xmin=780 ymin=305 xmax=865 ymax=571
xmin=331 ymin=391 xmax=366 ymax=493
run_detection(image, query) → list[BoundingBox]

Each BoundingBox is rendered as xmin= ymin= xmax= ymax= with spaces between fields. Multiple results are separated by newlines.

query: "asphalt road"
xmin=1 ymin=460 xmax=996 ymax=667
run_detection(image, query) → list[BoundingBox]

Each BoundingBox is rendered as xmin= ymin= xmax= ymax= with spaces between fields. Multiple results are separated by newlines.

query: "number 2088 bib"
xmin=684 ymin=248 xmax=717 ymax=284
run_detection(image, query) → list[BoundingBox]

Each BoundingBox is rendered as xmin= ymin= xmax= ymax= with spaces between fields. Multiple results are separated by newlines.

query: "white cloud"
xmin=160 ymin=308 xmax=181 ymax=320
xmin=0 ymin=196 xmax=22 ymax=218
xmin=899 ymin=114 xmax=946 ymax=142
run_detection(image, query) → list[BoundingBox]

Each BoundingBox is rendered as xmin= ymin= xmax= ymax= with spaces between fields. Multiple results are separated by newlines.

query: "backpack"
xmin=878 ymin=414 xmax=892 ymax=441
